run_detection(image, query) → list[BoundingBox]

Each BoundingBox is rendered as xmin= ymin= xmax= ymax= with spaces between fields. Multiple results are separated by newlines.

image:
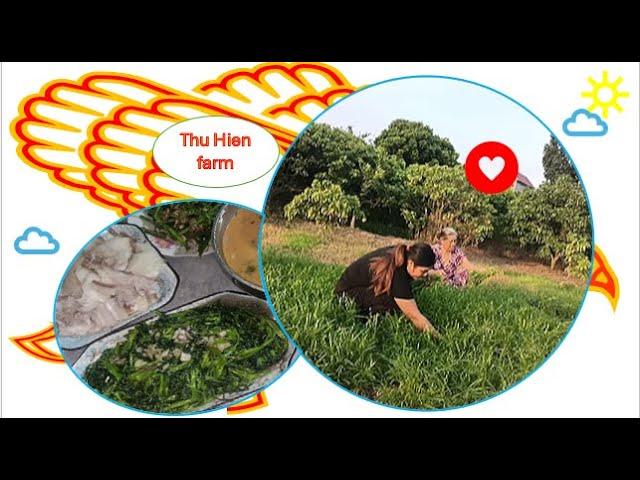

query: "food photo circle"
xmin=54 ymin=200 xmax=296 ymax=414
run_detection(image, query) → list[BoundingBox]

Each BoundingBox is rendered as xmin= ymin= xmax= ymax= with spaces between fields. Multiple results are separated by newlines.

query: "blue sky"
xmin=317 ymin=77 xmax=554 ymax=186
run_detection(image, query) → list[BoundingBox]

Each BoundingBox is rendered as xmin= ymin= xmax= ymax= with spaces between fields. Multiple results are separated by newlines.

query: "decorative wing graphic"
xmin=589 ymin=246 xmax=620 ymax=311
xmin=226 ymin=391 xmax=269 ymax=414
xmin=8 ymin=62 xmax=358 ymax=413
xmin=11 ymin=63 xmax=357 ymax=216
xmin=10 ymin=324 xmax=63 ymax=364
xmin=8 ymin=64 xmax=623 ymax=416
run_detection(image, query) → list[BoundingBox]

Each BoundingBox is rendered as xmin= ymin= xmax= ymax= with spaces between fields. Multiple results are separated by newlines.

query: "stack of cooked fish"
xmin=57 ymin=228 xmax=166 ymax=338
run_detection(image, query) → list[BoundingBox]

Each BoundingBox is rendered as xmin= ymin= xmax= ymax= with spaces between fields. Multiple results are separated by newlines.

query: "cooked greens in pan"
xmin=141 ymin=202 xmax=222 ymax=256
xmin=84 ymin=303 xmax=288 ymax=413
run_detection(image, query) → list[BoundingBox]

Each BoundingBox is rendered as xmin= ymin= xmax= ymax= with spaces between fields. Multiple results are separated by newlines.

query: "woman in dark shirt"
xmin=334 ymin=243 xmax=439 ymax=335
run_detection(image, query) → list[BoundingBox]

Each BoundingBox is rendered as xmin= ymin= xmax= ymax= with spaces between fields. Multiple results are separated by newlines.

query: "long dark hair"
xmin=370 ymin=243 xmax=435 ymax=296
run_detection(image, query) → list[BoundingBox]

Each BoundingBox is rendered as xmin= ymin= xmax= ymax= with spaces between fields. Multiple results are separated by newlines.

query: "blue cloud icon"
xmin=14 ymin=227 xmax=60 ymax=254
xmin=563 ymin=109 xmax=608 ymax=136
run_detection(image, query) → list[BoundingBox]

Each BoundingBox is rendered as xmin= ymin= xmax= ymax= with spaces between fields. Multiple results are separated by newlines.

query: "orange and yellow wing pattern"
xmin=9 ymin=62 xmax=358 ymax=414
xmin=10 ymin=324 xmax=63 ymax=364
xmin=11 ymin=63 xmax=357 ymax=216
xmin=8 ymin=63 xmax=623 ymax=415
xmin=589 ymin=246 xmax=620 ymax=311
xmin=226 ymin=391 xmax=269 ymax=414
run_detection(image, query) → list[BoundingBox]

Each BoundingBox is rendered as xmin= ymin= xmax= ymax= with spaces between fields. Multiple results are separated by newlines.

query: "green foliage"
xmin=360 ymin=148 xmax=407 ymax=212
xmin=542 ymin=136 xmax=579 ymax=183
xmin=283 ymin=232 xmax=324 ymax=251
xmin=84 ymin=303 xmax=288 ymax=413
xmin=141 ymin=201 xmax=222 ymax=256
xmin=268 ymin=124 xmax=377 ymax=211
xmin=264 ymin=248 xmax=583 ymax=409
xmin=401 ymin=164 xmax=495 ymax=245
xmin=284 ymin=180 xmax=365 ymax=226
xmin=564 ymin=232 xmax=592 ymax=276
xmin=375 ymin=119 xmax=459 ymax=166
xmin=486 ymin=191 xmax=516 ymax=246
xmin=267 ymin=123 xmax=591 ymax=276
xmin=509 ymin=176 xmax=591 ymax=274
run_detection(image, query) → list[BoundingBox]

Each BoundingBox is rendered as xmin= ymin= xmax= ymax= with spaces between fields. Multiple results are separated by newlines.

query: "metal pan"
xmin=56 ymin=224 xmax=178 ymax=350
xmin=212 ymin=205 xmax=264 ymax=297
xmin=73 ymin=291 xmax=296 ymax=413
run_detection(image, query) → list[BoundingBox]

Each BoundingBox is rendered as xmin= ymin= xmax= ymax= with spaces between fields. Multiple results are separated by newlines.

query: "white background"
xmin=1 ymin=62 xmax=638 ymax=418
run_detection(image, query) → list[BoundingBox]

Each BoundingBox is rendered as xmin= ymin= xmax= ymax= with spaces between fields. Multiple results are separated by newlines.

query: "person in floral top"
xmin=430 ymin=227 xmax=472 ymax=287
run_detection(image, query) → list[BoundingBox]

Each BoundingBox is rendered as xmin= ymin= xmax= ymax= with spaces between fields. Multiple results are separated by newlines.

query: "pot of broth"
xmin=212 ymin=205 xmax=264 ymax=297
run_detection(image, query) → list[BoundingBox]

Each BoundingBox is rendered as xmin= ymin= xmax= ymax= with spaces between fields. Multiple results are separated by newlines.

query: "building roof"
xmin=516 ymin=173 xmax=534 ymax=188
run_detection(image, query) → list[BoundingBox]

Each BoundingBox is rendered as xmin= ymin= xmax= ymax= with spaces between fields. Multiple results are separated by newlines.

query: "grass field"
xmin=262 ymin=222 xmax=589 ymax=409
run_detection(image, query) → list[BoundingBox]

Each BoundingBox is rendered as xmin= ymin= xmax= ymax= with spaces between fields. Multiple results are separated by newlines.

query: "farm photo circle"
xmin=260 ymin=76 xmax=594 ymax=410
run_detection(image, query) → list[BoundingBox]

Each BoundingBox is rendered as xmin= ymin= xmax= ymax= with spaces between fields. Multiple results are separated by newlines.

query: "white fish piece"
xmin=127 ymin=248 xmax=164 ymax=278
xmin=76 ymin=281 xmax=114 ymax=313
xmin=94 ymin=266 xmax=136 ymax=287
xmin=114 ymin=286 xmax=155 ymax=314
xmin=86 ymin=236 xmax=133 ymax=270
xmin=89 ymin=304 xmax=120 ymax=334
xmin=56 ymin=227 xmax=173 ymax=344
xmin=60 ymin=269 xmax=83 ymax=298
xmin=74 ymin=265 xmax=99 ymax=285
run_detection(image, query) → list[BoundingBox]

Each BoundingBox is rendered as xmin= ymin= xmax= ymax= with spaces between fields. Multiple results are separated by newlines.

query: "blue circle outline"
xmin=53 ymin=198 xmax=300 ymax=417
xmin=257 ymin=74 xmax=595 ymax=413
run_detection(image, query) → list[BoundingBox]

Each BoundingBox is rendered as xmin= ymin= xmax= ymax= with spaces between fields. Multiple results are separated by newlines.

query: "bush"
xmin=267 ymin=124 xmax=377 ymax=212
xmin=375 ymin=119 xmax=459 ymax=166
xmin=284 ymin=180 xmax=365 ymax=226
xmin=509 ymin=176 xmax=591 ymax=275
xmin=401 ymin=164 xmax=495 ymax=245
xmin=487 ymin=191 xmax=515 ymax=243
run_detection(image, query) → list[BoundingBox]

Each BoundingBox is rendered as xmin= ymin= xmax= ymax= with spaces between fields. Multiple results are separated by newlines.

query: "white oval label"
xmin=153 ymin=116 xmax=280 ymax=188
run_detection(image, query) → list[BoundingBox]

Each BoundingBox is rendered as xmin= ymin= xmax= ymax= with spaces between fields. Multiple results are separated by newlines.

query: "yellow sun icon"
xmin=581 ymin=70 xmax=630 ymax=119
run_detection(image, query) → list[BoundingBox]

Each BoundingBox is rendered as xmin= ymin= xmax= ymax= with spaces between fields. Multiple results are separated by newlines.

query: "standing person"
xmin=334 ymin=243 xmax=439 ymax=335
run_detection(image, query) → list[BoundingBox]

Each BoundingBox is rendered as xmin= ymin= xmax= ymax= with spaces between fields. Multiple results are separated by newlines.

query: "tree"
xmin=542 ymin=136 xmax=579 ymax=183
xmin=509 ymin=176 xmax=591 ymax=274
xmin=284 ymin=180 xmax=365 ymax=227
xmin=360 ymin=148 xmax=407 ymax=213
xmin=374 ymin=119 xmax=458 ymax=167
xmin=487 ymin=190 xmax=516 ymax=246
xmin=267 ymin=124 xmax=377 ymax=213
xmin=401 ymin=164 xmax=495 ymax=245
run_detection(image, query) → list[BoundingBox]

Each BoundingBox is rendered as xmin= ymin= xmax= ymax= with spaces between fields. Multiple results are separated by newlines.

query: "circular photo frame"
xmin=260 ymin=76 xmax=594 ymax=411
xmin=55 ymin=200 xmax=296 ymax=414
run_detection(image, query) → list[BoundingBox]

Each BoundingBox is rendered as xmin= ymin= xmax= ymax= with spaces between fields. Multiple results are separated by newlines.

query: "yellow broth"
xmin=222 ymin=210 xmax=261 ymax=286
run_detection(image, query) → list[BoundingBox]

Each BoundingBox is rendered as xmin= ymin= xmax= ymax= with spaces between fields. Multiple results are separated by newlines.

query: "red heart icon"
xmin=465 ymin=141 xmax=519 ymax=194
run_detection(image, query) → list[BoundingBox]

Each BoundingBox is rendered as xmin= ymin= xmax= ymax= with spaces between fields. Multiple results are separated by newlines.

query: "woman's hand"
xmin=394 ymin=298 xmax=441 ymax=338
xmin=421 ymin=321 xmax=441 ymax=338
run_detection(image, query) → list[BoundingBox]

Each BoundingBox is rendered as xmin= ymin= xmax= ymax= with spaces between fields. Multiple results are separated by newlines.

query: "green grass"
xmin=264 ymin=248 xmax=586 ymax=409
xmin=282 ymin=232 xmax=325 ymax=252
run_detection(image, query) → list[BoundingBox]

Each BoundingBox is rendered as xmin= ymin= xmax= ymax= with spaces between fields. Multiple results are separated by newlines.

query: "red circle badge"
xmin=465 ymin=141 xmax=519 ymax=194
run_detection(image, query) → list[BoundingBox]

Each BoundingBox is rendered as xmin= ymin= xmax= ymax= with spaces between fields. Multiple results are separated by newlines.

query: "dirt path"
xmin=263 ymin=221 xmax=585 ymax=286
